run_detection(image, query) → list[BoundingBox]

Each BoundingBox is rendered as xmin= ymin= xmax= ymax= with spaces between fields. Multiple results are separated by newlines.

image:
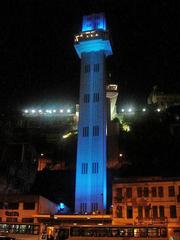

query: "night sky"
xmin=1 ymin=0 xmax=180 ymax=111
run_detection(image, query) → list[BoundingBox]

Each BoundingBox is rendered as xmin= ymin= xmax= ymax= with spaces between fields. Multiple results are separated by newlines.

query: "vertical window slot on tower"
xmin=93 ymin=93 xmax=99 ymax=102
xmin=84 ymin=64 xmax=90 ymax=73
xmin=94 ymin=63 xmax=99 ymax=72
xmin=81 ymin=163 xmax=88 ymax=174
xmin=83 ymin=127 xmax=89 ymax=137
xmin=84 ymin=94 xmax=90 ymax=103
xmin=93 ymin=126 xmax=99 ymax=136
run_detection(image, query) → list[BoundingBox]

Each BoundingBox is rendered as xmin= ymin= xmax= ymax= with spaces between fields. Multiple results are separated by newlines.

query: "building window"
xmin=83 ymin=127 xmax=89 ymax=137
xmin=158 ymin=186 xmax=164 ymax=197
xmin=170 ymin=205 xmax=177 ymax=218
xmin=81 ymin=163 xmax=88 ymax=174
xmin=152 ymin=206 xmax=158 ymax=218
xmin=159 ymin=206 xmax=165 ymax=218
xmin=145 ymin=206 xmax=150 ymax=218
xmin=84 ymin=64 xmax=90 ymax=73
xmin=151 ymin=187 xmax=157 ymax=197
xmin=22 ymin=218 xmax=34 ymax=223
xmin=94 ymin=63 xmax=99 ymax=72
xmin=127 ymin=206 xmax=133 ymax=218
xmin=92 ymin=162 xmax=98 ymax=174
xmin=91 ymin=203 xmax=98 ymax=212
xmin=144 ymin=187 xmax=149 ymax=197
xmin=168 ymin=186 xmax=175 ymax=197
xmin=80 ymin=202 xmax=87 ymax=212
xmin=6 ymin=218 xmax=18 ymax=222
xmin=93 ymin=126 xmax=99 ymax=136
xmin=138 ymin=206 xmax=143 ymax=219
xmin=23 ymin=202 xmax=35 ymax=210
xmin=116 ymin=205 xmax=123 ymax=218
xmin=116 ymin=188 xmax=123 ymax=203
xmin=137 ymin=187 xmax=142 ymax=197
xmin=84 ymin=94 xmax=90 ymax=103
xmin=7 ymin=203 xmax=19 ymax=210
xmin=126 ymin=188 xmax=132 ymax=198
xmin=93 ymin=93 xmax=99 ymax=102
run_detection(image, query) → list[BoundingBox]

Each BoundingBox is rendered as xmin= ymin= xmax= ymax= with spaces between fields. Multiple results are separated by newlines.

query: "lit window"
xmin=93 ymin=125 xmax=99 ymax=136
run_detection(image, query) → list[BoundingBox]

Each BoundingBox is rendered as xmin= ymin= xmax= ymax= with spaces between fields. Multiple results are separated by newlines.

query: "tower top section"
xmin=82 ymin=13 xmax=106 ymax=32
xmin=74 ymin=13 xmax=112 ymax=58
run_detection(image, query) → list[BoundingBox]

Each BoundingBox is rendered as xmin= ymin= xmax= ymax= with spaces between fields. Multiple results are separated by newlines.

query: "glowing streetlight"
xmin=121 ymin=109 xmax=125 ymax=112
xmin=142 ymin=108 xmax=146 ymax=112
xmin=24 ymin=109 xmax=29 ymax=113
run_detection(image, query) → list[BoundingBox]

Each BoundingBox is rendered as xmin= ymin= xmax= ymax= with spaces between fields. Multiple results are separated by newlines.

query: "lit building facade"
xmin=74 ymin=13 xmax=112 ymax=213
xmin=0 ymin=195 xmax=58 ymax=239
xmin=112 ymin=177 xmax=180 ymax=235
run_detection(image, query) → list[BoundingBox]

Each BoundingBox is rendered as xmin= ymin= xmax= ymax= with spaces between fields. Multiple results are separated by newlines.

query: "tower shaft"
xmin=74 ymin=13 xmax=112 ymax=213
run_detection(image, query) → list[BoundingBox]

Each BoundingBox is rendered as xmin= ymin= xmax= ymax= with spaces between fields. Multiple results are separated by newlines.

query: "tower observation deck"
xmin=74 ymin=13 xmax=112 ymax=213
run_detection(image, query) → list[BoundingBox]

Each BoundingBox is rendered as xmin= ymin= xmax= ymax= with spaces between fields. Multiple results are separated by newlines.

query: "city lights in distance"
xmin=23 ymin=107 xmax=74 ymax=117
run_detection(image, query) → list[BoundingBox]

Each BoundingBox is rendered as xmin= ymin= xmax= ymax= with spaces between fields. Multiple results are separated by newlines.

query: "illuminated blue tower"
xmin=74 ymin=13 xmax=112 ymax=213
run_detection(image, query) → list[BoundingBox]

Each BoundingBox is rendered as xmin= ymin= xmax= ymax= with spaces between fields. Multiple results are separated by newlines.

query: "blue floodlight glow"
xmin=67 ymin=109 xmax=71 ymax=113
xmin=121 ymin=109 xmax=125 ymax=112
xmin=24 ymin=109 xmax=29 ymax=113
xmin=58 ymin=202 xmax=65 ymax=211
xmin=82 ymin=13 xmax=106 ymax=32
xmin=60 ymin=109 xmax=64 ymax=113
xmin=31 ymin=109 xmax=36 ymax=113
xmin=74 ymin=39 xmax=112 ymax=58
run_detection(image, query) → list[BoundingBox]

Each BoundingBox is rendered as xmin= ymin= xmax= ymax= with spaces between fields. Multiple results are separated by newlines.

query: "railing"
xmin=135 ymin=217 xmax=168 ymax=225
